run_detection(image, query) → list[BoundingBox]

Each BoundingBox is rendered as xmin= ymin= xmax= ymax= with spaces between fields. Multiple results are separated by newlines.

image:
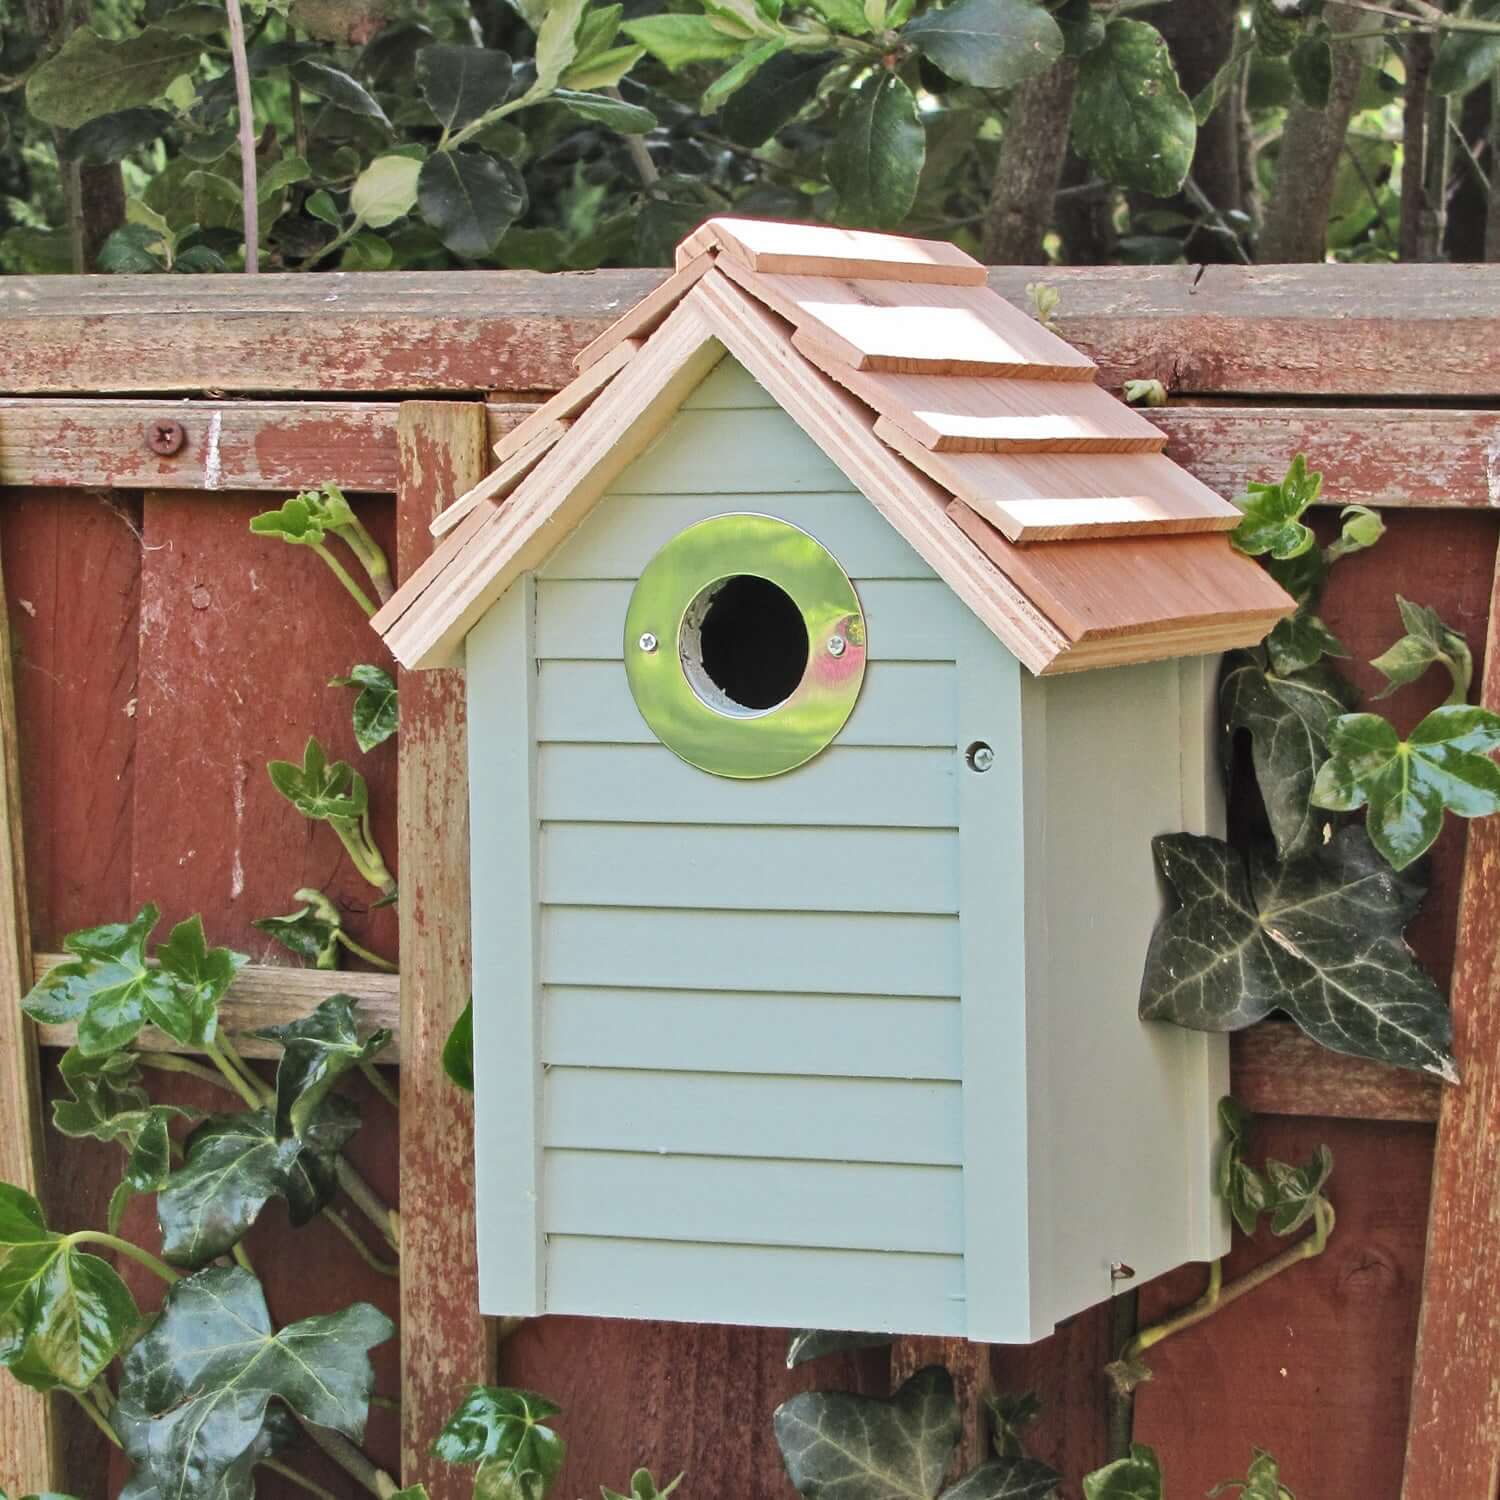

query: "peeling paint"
xmin=203 ymin=409 xmax=223 ymax=491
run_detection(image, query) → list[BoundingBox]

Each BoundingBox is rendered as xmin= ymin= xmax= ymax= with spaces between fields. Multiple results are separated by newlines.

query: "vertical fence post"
xmin=1400 ymin=534 xmax=1500 ymax=1499
xmin=0 ymin=535 xmax=65 ymax=1493
xmin=396 ymin=401 xmax=491 ymax=1492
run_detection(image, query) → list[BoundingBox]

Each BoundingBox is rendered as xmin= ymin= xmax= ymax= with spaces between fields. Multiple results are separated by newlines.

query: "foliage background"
xmin=4 ymin=0 xmax=1500 ymax=277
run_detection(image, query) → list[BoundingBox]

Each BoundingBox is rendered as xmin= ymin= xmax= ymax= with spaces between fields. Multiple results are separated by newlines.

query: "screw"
xmin=1111 ymin=1261 xmax=1137 ymax=1283
xmin=967 ymin=742 xmax=995 ymax=772
xmin=145 ymin=419 xmax=186 ymax=457
xmin=638 ymin=632 xmax=658 ymax=653
xmin=827 ymin=634 xmax=847 ymax=658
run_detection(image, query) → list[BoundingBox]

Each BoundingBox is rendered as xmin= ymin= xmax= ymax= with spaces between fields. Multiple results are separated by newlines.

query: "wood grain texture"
xmin=1136 ymin=1117 xmax=1434 ymax=1500
xmin=574 ymin=256 xmax=712 ymax=371
xmin=431 ymin=419 xmax=568 ymax=538
xmin=394 ymin=401 xmax=490 ymax=1494
xmin=0 ymin=528 xmax=65 ymax=1495
xmin=131 ymin=490 xmax=399 ymax=957
xmin=677 ymin=218 xmax=986 ymax=284
xmin=0 ymin=398 xmax=399 ymax=492
xmin=3 ymin=265 xmax=1500 ymax=397
xmin=1400 ymin=532 xmax=1500 ymax=1500
xmin=32 ymin=955 xmax=398 ymax=1058
xmin=1232 ymin=1023 xmax=1439 ymax=1123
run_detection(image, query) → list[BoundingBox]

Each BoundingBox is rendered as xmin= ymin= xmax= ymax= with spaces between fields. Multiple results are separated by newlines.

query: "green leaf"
xmin=601 ymin=1471 xmax=683 ymax=1500
xmin=26 ymin=27 xmax=206 ymax=129
xmin=154 ymin=914 xmax=247 ymax=1046
xmin=806 ymin=0 xmax=873 ymax=31
xmin=984 ymin=1390 xmax=1040 ymax=1459
xmin=1139 ymin=828 xmax=1458 ymax=1082
xmin=329 ymin=663 xmax=399 ymax=752
xmin=1264 ymin=611 xmax=1347 ymax=677
xmin=1311 ymin=705 xmax=1500 ymax=871
xmin=1054 ymin=0 xmax=1105 ymax=57
xmin=944 ymin=1460 xmax=1061 ymax=1500
xmin=1369 ymin=597 xmax=1473 ymax=704
xmin=306 ymin=189 xmax=343 ymax=227
xmin=785 ymin=1328 xmax=895 ymax=1368
xmin=774 ymin=1365 xmax=958 ymax=1500
xmin=1222 ymin=652 xmax=1357 ymax=859
xmin=253 ymin=894 xmax=341 ymax=968
xmin=552 ymin=89 xmax=657 ymax=133
xmin=350 ymin=154 xmax=422 ymax=228
xmin=116 ymin=1401 xmax=298 ymax=1500
xmin=532 ymin=0 xmax=590 ymax=96
xmin=419 ymin=149 xmax=527 ymax=257
xmin=1083 ymin=1443 xmax=1162 ymax=1500
xmin=561 ymin=44 xmax=645 ymax=91
xmin=1432 ymin=0 xmax=1500 ymax=96
xmin=443 ymin=998 xmax=476 ymax=1092
xmin=620 ymin=14 xmax=748 ymax=69
xmin=901 ymin=0 xmax=1063 ymax=90
xmin=1072 ymin=19 xmax=1195 ymax=198
xmin=156 ymin=1101 xmax=357 ymax=1265
xmin=1208 ymin=1448 xmax=1296 ymax=1500
xmin=431 ymin=1387 xmax=566 ymax=1500
xmin=702 ymin=38 xmax=785 ymax=112
xmin=829 ymin=71 xmax=924 ymax=229
xmin=292 ymin=59 xmax=392 ymax=127
xmin=1215 ymin=1096 xmax=1271 ymax=1236
xmin=1265 ymin=1145 xmax=1332 ymax=1236
xmin=722 ymin=48 xmax=835 ymax=146
xmin=64 ymin=108 xmax=173 ymax=164
xmin=118 ymin=1266 xmax=392 ymax=1497
xmin=417 ymin=46 xmax=514 ymax=132
xmin=109 ymin=1108 xmax=175 ymax=1235
xmin=252 ymin=992 xmax=392 ymax=1139
xmin=267 ymin=736 xmax=367 ymax=822
xmin=1289 ymin=32 xmax=1331 ymax=108
xmin=1230 ymin=453 xmax=1321 ymax=559
xmin=0 ymin=1184 xmax=139 ymax=1392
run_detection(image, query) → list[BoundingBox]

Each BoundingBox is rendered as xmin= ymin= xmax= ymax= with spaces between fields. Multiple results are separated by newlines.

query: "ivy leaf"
xmin=109 ymin=1109 xmax=176 ymax=1235
xmin=253 ymin=888 xmax=342 ymax=968
xmin=431 ymin=1387 xmax=566 ymax=1500
xmin=785 ymin=1328 xmax=895 ymax=1368
xmin=154 ymin=914 xmax=247 ymax=1046
xmin=1083 ymin=1444 xmax=1162 ymax=1500
xmin=601 ymin=1471 xmax=683 ymax=1500
xmin=0 ymin=1184 xmax=139 ymax=1392
xmin=552 ymin=89 xmax=657 ymax=133
xmin=118 ymin=1266 xmax=392 ymax=1498
xmin=620 ymin=14 xmax=748 ymax=68
xmin=1311 ymin=705 xmax=1500 ymax=870
xmin=443 ymin=998 xmax=476 ymax=1092
xmin=945 ymin=1460 xmax=1061 ymax=1500
xmin=722 ymin=49 xmax=836 ymax=146
xmin=292 ymin=59 xmax=392 ymax=127
xmin=26 ymin=27 xmax=206 ymax=129
xmin=1215 ymin=1096 xmax=1271 ymax=1236
xmin=828 ymin=72 xmax=924 ymax=229
xmin=984 ymin=1390 xmax=1041 ymax=1459
xmin=418 ymin=149 xmax=527 ymax=257
xmin=1221 ymin=653 xmax=1357 ymax=860
xmin=252 ymin=992 xmax=392 ymax=1139
xmin=116 ymin=1401 xmax=299 ymax=1500
xmin=1369 ymin=597 xmax=1473 ymax=704
xmin=249 ymin=483 xmax=357 ymax=545
xmin=417 ymin=45 xmax=514 ymax=132
xmin=156 ymin=1100 xmax=358 ymax=1266
xmin=268 ymin=737 xmax=367 ymax=821
xmin=1072 ymin=20 xmax=1195 ymax=198
xmin=50 ymin=1047 xmax=150 ymax=1137
xmin=1230 ymin=454 xmax=1321 ymax=559
xmin=774 ymin=1365 xmax=959 ymax=1500
xmin=1264 ymin=612 xmax=1347 ymax=677
xmin=1432 ymin=0 xmax=1500 ymax=96
xmin=1208 ymin=1448 xmax=1296 ymax=1500
xmin=330 ymin=663 xmax=399 ymax=752
xmin=901 ymin=0 xmax=1063 ymax=89
xmin=1139 ymin=828 xmax=1458 ymax=1083
xmin=1265 ymin=1146 xmax=1333 ymax=1236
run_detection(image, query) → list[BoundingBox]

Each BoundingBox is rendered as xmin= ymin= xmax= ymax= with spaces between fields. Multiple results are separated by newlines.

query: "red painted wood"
xmin=129 ymin=491 xmax=398 ymax=960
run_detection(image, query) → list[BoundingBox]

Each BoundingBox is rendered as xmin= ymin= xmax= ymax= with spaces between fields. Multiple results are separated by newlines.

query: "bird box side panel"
xmin=1023 ymin=655 xmax=1231 ymax=1336
xmin=512 ymin=357 xmax=972 ymax=1335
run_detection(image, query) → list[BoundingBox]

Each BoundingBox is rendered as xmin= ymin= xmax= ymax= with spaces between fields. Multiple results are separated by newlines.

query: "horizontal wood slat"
xmin=30 ymin=955 xmax=398 ymax=1059
xmin=2 ymin=266 xmax=1499 ymax=397
xmin=23 ymin=955 xmax=1440 ymax=1120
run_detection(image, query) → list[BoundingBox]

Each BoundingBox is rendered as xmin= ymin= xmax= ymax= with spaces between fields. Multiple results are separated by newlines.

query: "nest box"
xmin=375 ymin=218 xmax=1293 ymax=1343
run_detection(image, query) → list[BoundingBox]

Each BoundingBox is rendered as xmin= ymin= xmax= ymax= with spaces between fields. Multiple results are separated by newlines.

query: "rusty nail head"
xmin=146 ymin=419 xmax=186 ymax=456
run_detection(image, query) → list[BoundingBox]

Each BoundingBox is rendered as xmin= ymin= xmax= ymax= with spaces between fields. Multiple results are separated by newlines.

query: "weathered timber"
xmin=1401 ymin=534 xmax=1500 ymax=1499
xmin=394 ymin=401 xmax=490 ymax=1494
xmin=1 ymin=265 xmax=1499 ymax=396
xmin=0 ymin=532 xmax=66 ymax=1494
xmin=0 ymin=399 xmax=399 ymax=491
xmin=31 ymin=955 xmax=397 ymax=1057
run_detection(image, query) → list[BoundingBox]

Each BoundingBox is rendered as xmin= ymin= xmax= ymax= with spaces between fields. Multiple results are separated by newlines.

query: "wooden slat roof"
xmin=384 ymin=217 xmax=1292 ymax=675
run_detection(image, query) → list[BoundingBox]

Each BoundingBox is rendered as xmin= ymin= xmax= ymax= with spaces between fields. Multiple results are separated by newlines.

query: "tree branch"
xmin=981 ymin=60 xmax=1077 ymax=263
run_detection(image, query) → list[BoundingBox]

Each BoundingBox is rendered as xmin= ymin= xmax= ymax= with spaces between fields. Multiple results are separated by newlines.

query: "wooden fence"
xmin=0 ymin=263 xmax=1496 ymax=1500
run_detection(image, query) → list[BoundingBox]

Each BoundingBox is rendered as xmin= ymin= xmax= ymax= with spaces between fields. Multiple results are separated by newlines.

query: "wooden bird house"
xmin=374 ymin=218 xmax=1294 ymax=1343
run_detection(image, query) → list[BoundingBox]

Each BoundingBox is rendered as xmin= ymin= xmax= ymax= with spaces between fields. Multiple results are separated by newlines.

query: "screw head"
xmin=638 ymin=632 xmax=658 ymax=653
xmin=145 ymin=418 xmax=186 ymax=457
xmin=967 ymin=742 xmax=995 ymax=772
xmin=827 ymin=634 xmax=847 ymax=658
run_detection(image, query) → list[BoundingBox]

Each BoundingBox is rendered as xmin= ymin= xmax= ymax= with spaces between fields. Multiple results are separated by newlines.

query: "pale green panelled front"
xmin=465 ymin=354 xmax=1223 ymax=1342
